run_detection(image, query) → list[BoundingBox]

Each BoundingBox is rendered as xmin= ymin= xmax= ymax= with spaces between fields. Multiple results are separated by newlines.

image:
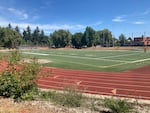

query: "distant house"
xmin=134 ymin=36 xmax=150 ymax=46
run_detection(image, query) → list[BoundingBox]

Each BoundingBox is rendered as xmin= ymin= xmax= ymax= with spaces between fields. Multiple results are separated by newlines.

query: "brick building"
xmin=134 ymin=36 xmax=150 ymax=46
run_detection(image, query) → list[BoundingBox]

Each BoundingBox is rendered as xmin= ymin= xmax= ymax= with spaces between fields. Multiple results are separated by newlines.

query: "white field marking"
xmin=131 ymin=58 xmax=150 ymax=63
xmin=48 ymin=53 xmax=129 ymax=63
xmin=23 ymin=52 xmax=49 ymax=56
xmin=60 ymin=60 xmax=102 ymax=68
xmin=99 ymin=52 xmax=141 ymax=59
xmin=102 ymin=58 xmax=150 ymax=68
xmin=22 ymin=52 xmax=118 ymax=66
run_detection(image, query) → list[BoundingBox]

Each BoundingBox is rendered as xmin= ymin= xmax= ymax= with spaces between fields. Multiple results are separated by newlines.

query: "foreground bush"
xmin=40 ymin=86 xmax=83 ymax=107
xmin=0 ymin=50 xmax=40 ymax=101
xmin=103 ymin=97 xmax=133 ymax=113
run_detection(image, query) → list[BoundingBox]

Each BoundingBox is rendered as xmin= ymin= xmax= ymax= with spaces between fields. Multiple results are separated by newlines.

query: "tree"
xmin=72 ymin=32 xmax=83 ymax=48
xmin=126 ymin=37 xmax=133 ymax=46
xmin=8 ymin=23 xmax=12 ymax=29
xmin=22 ymin=26 xmax=32 ymax=45
xmin=39 ymin=30 xmax=48 ymax=46
xmin=50 ymin=29 xmax=72 ymax=48
xmin=95 ymin=29 xmax=112 ymax=47
xmin=0 ymin=27 xmax=22 ymax=48
xmin=82 ymin=26 xmax=95 ymax=47
xmin=32 ymin=26 xmax=40 ymax=45
xmin=15 ymin=26 xmax=20 ymax=33
xmin=119 ymin=33 xmax=127 ymax=46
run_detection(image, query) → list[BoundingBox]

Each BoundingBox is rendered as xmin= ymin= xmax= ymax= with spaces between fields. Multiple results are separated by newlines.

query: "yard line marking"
xmin=49 ymin=53 xmax=129 ymax=63
xmin=131 ymin=58 xmax=150 ymax=63
xmin=99 ymin=52 xmax=141 ymax=59
xmin=102 ymin=58 xmax=150 ymax=68
xmin=23 ymin=52 xmax=49 ymax=56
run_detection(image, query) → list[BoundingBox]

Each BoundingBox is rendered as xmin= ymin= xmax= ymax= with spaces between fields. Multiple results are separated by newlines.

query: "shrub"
xmin=103 ymin=97 xmax=133 ymax=113
xmin=0 ymin=50 xmax=40 ymax=101
xmin=40 ymin=86 xmax=83 ymax=107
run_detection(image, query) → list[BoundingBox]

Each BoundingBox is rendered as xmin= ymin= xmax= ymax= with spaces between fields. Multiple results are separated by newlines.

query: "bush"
xmin=40 ymin=86 xmax=83 ymax=107
xmin=103 ymin=97 xmax=133 ymax=113
xmin=0 ymin=50 xmax=40 ymax=101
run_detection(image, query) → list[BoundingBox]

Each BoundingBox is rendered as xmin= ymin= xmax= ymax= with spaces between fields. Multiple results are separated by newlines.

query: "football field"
xmin=22 ymin=49 xmax=150 ymax=72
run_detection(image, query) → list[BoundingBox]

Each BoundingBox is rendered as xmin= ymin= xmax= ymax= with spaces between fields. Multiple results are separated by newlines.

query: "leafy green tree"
xmin=72 ymin=32 xmax=83 ymax=48
xmin=95 ymin=29 xmax=112 ymax=47
xmin=119 ymin=33 xmax=127 ymax=46
xmin=0 ymin=27 xmax=22 ymax=48
xmin=101 ymin=29 xmax=112 ymax=47
xmin=50 ymin=29 xmax=72 ymax=48
xmin=82 ymin=26 xmax=96 ymax=47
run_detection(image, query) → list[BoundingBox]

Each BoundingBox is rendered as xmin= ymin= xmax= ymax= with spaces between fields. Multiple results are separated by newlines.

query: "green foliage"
xmin=95 ymin=29 xmax=113 ymax=47
xmin=103 ymin=98 xmax=133 ymax=113
xmin=8 ymin=50 xmax=21 ymax=65
xmin=72 ymin=32 xmax=83 ymax=48
xmin=0 ymin=50 xmax=40 ymax=101
xmin=50 ymin=29 xmax=72 ymax=48
xmin=119 ymin=33 xmax=127 ymax=46
xmin=82 ymin=26 xmax=96 ymax=47
xmin=40 ymin=87 xmax=83 ymax=107
xmin=0 ymin=27 xmax=22 ymax=48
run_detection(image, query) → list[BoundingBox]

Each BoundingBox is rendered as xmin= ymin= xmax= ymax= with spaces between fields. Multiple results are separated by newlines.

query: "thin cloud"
xmin=133 ymin=21 xmax=145 ymax=25
xmin=90 ymin=21 xmax=102 ymax=26
xmin=0 ymin=16 xmax=86 ymax=33
xmin=7 ymin=8 xmax=28 ymax=20
xmin=141 ymin=9 xmax=150 ymax=15
xmin=112 ymin=16 xmax=126 ymax=22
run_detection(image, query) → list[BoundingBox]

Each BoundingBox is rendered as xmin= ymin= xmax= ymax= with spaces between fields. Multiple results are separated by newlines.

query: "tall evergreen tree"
xmin=15 ymin=26 xmax=20 ymax=33
xmin=32 ymin=26 xmax=40 ymax=45
xmin=8 ymin=23 xmax=12 ymax=29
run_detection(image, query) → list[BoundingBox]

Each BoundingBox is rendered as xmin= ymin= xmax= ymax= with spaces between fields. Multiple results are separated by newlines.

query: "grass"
xmin=1 ymin=49 xmax=150 ymax=72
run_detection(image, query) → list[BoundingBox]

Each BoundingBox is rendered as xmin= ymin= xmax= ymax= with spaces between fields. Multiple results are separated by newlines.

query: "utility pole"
xmin=132 ymin=33 xmax=134 ymax=46
xmin=103 ymin=32 xmax=105 ymax=47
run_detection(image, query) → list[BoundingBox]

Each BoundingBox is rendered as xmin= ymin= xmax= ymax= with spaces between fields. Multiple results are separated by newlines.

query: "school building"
xmin=134 ymin=36 xmax=150 ymax=46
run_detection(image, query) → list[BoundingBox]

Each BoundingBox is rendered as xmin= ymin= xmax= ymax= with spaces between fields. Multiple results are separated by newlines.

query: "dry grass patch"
xmin=22 ymin=58 xmax=52 ymax=64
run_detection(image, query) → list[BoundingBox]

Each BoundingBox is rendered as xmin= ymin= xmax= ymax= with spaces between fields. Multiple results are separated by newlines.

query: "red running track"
xmin=37 ymin=66 xmax=150 ymax=100
xmin=0 ymin=60 xmax=150 ymax=100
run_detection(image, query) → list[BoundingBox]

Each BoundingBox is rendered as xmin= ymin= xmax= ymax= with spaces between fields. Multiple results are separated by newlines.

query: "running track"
xmin=0 ymin=60 xmax=150 ymax=100
xmin=37 ymin=66 xmax=150 ymax=100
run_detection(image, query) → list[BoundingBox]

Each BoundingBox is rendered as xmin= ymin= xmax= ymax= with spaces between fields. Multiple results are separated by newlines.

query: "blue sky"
xmin=0 ymin=0 xmax=150 ymax=37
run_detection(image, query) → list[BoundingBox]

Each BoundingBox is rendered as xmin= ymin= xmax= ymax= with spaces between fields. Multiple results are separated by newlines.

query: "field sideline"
xmin=21 ymin=49 xmax=150 ymax=72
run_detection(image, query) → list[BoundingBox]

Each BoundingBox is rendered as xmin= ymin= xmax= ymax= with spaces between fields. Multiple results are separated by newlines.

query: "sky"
xmin=0 ymin=0 xmax=150 ymax=38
